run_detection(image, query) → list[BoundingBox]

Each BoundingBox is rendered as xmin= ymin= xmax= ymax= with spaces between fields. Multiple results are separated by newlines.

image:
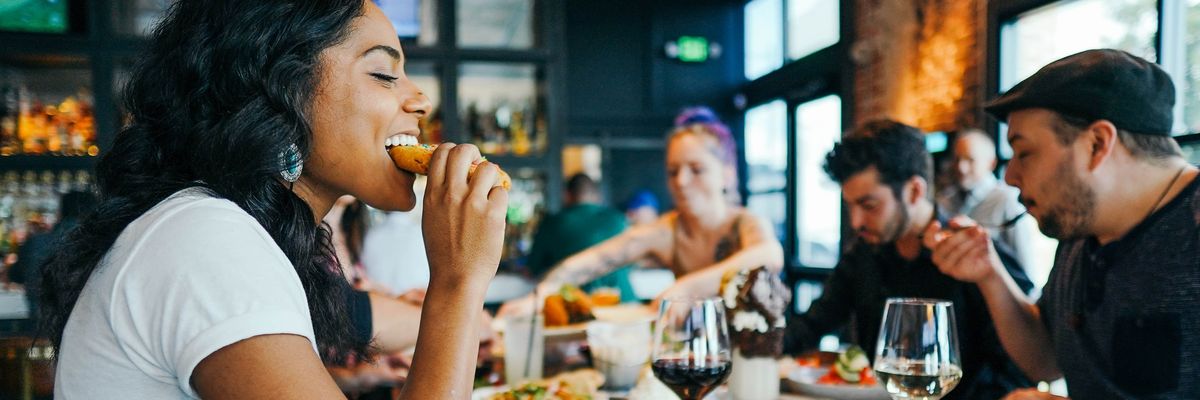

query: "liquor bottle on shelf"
xmin=0 ymin=78 xmax=19 ymax=156
xmin=38 ymin=171 xmax=58 ymax=227
xmin=534 ymin=104 xmax=547 ymax=154
xmin=0 ymin=172 xmax=15 ymax=223
xmin=3 ymin=77 xmax=98 ymax=157
xmin=510 ymin=106 xmax=530 ymax=156
xmin=0 ymin=169 xmax=95 ymax=264
xmin=74 ymin=170 xmax=91 ymax=192
xmin=466 ymin=102 xmax=483 ymax=146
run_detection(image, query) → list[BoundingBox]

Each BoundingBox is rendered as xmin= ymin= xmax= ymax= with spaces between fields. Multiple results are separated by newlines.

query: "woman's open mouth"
xmin=384 ymin=134 xmax=420 ymax=151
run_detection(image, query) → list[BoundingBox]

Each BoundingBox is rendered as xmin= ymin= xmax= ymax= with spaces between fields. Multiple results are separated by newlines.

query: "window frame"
xmin=987 ymin=0 xmax=1200 ymax=167
xmin=739 ymin=0 xmax=854 ymax=281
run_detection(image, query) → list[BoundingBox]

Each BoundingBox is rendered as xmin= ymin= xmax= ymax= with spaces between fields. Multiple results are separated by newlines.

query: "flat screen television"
xmin=0 ymin=0 xmax=69 ymax=34
xmin=374 ymin=0 xmax=420 ymax=39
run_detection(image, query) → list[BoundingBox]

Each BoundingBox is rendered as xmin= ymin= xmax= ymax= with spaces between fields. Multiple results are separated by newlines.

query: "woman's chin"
xmin=361 ymin=188 xmax=416 ymax=212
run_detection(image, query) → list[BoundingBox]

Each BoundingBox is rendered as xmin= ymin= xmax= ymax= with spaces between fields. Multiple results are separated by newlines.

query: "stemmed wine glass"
xmin=651 ymin=297 xmax=732 ymax=400
xmin=874 ymin=298 xmax=963 ymax=400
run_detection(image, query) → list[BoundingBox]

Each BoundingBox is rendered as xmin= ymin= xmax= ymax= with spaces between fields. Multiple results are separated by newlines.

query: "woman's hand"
xmin=650 ymin=276 xmax=706 ymax=310
xmin=402 ymin=143 xmax=509 ymax=399
xmin=421 ymin=143 xmax=508 ymax=288
xmin=497 ymin=294 xmax=536 ymax=318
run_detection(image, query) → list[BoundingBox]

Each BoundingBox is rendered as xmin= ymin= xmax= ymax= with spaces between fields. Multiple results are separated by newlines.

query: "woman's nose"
xmin=672 ymin=170 xmax=691 ymax=186
xmin=402 ymin=83 xmax=432 ymax=118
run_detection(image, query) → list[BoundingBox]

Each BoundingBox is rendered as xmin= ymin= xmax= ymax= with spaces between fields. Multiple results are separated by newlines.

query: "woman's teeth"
xmin=385 ymin=135 xmax=419 ymax=149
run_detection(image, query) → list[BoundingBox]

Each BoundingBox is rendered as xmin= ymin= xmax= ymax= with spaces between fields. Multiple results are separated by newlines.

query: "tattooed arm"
xmin=539 ymin=220 xmax=669 ymax=295
xmin=657 ymin=210 xmax=783 ymax=301
xmin=497 ymin=219 xmax=669 ymax=316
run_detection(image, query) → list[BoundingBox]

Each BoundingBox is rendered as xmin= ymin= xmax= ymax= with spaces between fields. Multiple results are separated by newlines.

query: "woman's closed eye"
xmin=370 ymin=72 xmax=399 ymax=86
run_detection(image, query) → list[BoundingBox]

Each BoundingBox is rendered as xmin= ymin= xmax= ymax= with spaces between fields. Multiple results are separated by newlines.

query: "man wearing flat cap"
xmin=925 ymin=49 xmax=1200 ymax=399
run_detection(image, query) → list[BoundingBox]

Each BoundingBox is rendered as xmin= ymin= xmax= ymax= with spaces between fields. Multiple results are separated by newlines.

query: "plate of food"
xmin=541 ymin=285 xmax=628 ymax=337
xmin=784 ymin=346 xmax=890 ymax=400
xmin=472 ymin=369 xmax=606 ymax=400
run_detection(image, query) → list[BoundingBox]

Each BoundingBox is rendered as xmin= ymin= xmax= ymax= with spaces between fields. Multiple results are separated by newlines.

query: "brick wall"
xmin=852 ymin=0 xmax=988 ymax=133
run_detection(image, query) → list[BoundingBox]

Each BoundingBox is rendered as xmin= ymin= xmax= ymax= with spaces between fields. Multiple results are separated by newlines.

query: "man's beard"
xmin=1032 ymin=157 xmax=1095 ymax=240
xmin=880 ymin=201 xmax=911 ymax=244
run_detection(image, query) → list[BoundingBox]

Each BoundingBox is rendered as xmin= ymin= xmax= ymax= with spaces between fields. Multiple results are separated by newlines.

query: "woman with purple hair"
xmin=500 ymin=107 xmax=783 ymax=313
xmin=674 ymin=106 xmax=743 ymax=205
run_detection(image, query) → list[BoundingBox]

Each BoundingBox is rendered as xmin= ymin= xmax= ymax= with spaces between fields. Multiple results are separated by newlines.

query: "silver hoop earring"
xmin=280 ymin=143 xmax=303 ymax=182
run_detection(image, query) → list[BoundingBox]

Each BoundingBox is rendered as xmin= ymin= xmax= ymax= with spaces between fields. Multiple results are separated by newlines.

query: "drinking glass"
xmin=501 ymin=314 xmax=544 ymax=385
xmin=586 ymin=319 xmax=651 ymax=390
xmin=650 ymin=297 xmax=732 ymax=400
xmin=874 ymin=298 xmax=963 ymax=400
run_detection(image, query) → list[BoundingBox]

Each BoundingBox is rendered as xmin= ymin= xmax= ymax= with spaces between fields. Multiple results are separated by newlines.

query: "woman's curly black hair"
xmin=38 ymin=0 xmax=370 ymax=363
xmin=823 ymin=119 xmax=933 ymax=198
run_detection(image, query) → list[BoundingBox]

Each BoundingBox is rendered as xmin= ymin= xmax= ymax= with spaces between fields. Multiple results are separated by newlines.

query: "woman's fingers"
xmin=444 ymin=144 xmax=481 ymax=195
xmin=468 ymin=162 xmax=500 ymax=202
xmin=425 ymin=143 xmax=456 ymax=188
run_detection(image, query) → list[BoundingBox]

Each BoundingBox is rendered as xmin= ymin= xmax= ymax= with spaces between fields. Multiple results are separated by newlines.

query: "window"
xmin=742 ymin=0 xmax=843 ymax=275
xmin=1165 ymin=0 xmax=1200 ymax=132
xmin=457 ymin=63 xmax=545 ymax=156
xmin=787 ymin=0 xmax=840 ymax=60
xmin=457 ymin=0 xmax=535 ymax=49
xmin=1000 ymin=0 xmax=1158 ymax=92
xmin=998 ymin=0 xmax=1162 ymax=159
xmin=744 ymin=100 xmax=788 ymax=242
xmin=743 ymin=0 xmax=840 ymax=80
xmin=744 ymin=0 xmax=783 ymax=80
xmin=1001 ymin=0 xmax=1198 ymax=135
xmin=794 ymin=95 xmax=841 ymax=269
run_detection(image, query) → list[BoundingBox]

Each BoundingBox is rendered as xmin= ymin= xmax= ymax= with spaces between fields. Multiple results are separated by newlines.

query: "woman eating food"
xmin=499 ymin=107 xmax=783 ymax=316
xmin=39 ymin=1 xmax=507 ymax=398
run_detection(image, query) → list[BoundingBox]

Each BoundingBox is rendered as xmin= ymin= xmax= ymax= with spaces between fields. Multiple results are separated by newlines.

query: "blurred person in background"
xmin=526 ymin=173 xmax=634 ymax=301
xmin=8 ymin=190 xmax=96 ymax=323
xmin=937 ymin=129 xmax=1047 ymax=290
xmin=361 ymin=177 xmax=430 ymax=298
xmin=500 ymin=106 xmax=783 ymax=316
xmin=326 ymin=195 xmax=374 ymax=289
xmin=622 ymin=189 xmax=660 ymax=227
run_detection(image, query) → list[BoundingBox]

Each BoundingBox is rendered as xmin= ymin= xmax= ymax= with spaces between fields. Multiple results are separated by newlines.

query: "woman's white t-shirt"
xmin=56 ymin=188 xmax=317 ymax=399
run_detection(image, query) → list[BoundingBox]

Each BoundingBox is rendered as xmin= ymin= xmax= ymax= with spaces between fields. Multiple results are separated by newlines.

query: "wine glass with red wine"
xmin=651 ymin=297 xmax=732 ymax=400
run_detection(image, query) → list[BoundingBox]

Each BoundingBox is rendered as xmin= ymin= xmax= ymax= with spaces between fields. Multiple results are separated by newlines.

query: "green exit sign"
xmin=676 ymin=36 xmax=709 ymax=62
xmin=664 ymin=36 xmax=720 ymax=63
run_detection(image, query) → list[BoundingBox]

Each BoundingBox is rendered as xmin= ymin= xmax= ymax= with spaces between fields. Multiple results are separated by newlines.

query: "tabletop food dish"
xmin=473 ymin=369 xmax=605 ymax=400
xmin=783 ymin=347 xmax=889 ymax=400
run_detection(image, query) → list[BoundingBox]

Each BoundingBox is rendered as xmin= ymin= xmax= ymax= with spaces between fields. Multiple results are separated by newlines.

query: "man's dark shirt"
xmin=1039 ymin=175 xmax=1200 ymax=399
xmin=784 ymin=220 xmax=1034 ymax=400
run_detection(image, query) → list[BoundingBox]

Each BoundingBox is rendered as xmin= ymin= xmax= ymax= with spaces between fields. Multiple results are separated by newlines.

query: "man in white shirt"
xmin=937 ymin=129 xmax=1049 ymax=289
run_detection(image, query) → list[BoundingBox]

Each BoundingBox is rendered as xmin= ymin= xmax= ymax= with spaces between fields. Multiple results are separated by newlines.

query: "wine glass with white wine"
xmin=873 ymin=298 xmax=963 ymax=400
